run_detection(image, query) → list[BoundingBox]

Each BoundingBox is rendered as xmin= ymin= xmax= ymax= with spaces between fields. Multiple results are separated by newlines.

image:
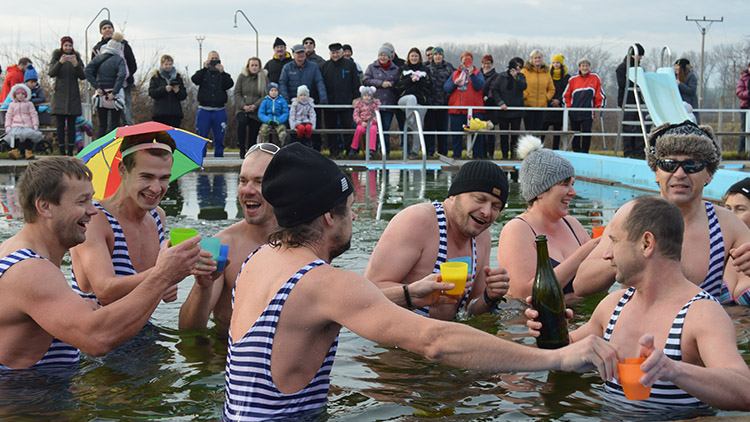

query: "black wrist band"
xmin=483 ymin=287 xmax=499 ymax=308
xmin=403 ymin=284 xmax=413 ymax=309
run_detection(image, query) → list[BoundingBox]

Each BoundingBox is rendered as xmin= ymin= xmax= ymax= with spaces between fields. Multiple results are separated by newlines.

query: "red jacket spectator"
xmin=444 ymin=67 xmax=485 ymax=115
xmin=1 ymin=60 xmax=31 ymax=102
xmin=563 ymin=70 xmax=605 ymax=121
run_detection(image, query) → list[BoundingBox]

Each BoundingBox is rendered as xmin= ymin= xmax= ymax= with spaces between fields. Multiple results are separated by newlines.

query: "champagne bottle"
xmin=532 ymin=235 xmax=569 ymax=349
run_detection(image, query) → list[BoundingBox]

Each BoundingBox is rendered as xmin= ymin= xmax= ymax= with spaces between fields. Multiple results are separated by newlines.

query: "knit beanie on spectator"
xmin=552 ymin=55 xmax=564 ymax=66
xmin=447 ymin=161 xmax=509 ymax=208
xmin=61 ymin=36 xmax=73 ymax=48
xmin=360 ymin=86 xmax=376 ymax=99
xmin=267 ymin=82 xmax=279 ymax=95
xmin=297 ymin=85 xmax=310 ymax=97
xmin=432 ymin=47 xmax=444 ymax=56
xmin=273 ymin=37 xmax=286 ymax=48
xmin=517 ymin=135 xmax=575 ymax=202
xmin=646 ymin=121 xmax=721 ymax=175
xmin=726 ymin=178 xmax=750 ymax=201
xmin=24 ymin=66 xmax=38 ymax=82
xmin=378 ymin=46 xmax=392 ymax=57
xmin=262 ymin=143 xmax=354 ymax=227
xmin=99 ymin=19 xmax=113 ymax=31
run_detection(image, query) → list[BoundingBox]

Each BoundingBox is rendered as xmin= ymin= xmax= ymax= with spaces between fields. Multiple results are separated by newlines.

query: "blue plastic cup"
xmin=216 ymin=244 xmax=229 ymax=272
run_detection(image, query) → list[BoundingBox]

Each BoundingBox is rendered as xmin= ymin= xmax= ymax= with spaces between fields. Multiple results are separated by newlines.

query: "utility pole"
xmin=685 ymin=16 xmax=723 ymax=108
xmin=196 ymin=36 xmax=205 ymax=69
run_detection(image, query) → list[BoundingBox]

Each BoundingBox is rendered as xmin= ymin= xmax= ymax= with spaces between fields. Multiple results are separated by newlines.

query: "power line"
xmin=686 ymin=15 xmax=723 ymax=107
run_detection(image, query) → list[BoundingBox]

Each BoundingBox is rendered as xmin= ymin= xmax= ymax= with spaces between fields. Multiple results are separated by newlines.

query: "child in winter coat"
xmin=3 ymin=84 xmax=42 ymax=160
xmin=65 ymin=115 xmax=93 ymax=154
xmin=24 ymin=66 xmax=46 ymax=110
xmin=258 ymin=82 xmax=289 ymax=145
xmin=349 ymin=86 xmax=381 ymax=157
xmin=288 ymin=85 xmax=316 ymax=145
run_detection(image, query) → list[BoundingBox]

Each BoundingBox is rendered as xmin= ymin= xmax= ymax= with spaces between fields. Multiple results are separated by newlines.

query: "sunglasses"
xmin=656 ymin=158 xmax=707 ymax=174
xmin=245 ymin=143 xmax=280 ymax=158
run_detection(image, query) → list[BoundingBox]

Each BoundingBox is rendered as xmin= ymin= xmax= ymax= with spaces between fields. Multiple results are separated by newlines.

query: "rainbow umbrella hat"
xmin=77 ymin=121 xmax=210 ymax=200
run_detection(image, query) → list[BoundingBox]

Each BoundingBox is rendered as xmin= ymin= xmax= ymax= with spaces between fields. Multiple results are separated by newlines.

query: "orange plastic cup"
xmin=592 ymin=225 xmax=606 ymax=239
xmin=617 ymin=357 xmax=651 ymax=400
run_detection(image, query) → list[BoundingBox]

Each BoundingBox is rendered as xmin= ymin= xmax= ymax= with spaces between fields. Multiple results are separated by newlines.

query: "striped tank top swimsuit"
xmin=0 ymin=249 xmax=79 ymax=370
xmin=223 ymin=247 xmax=338 ymax=421
xmin=603 ymin=286 xmax=716 ymax=405
xmin=413 ymin=202 xmax=476 ymax=318
xmin=71 ymin=202 xmax=165 ymax=302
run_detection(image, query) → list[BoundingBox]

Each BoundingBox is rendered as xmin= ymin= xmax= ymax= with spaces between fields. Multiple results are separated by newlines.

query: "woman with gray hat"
xmin=497 ymin=135 xmax=598 ymax=302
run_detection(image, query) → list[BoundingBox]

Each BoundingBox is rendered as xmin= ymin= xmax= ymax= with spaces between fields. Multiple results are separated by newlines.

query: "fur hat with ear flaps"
xmin=645 ymin=121 xmax=721 ymax=175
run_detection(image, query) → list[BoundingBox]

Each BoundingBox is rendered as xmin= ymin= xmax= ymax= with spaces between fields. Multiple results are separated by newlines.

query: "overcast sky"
xmin=2 ymin=1 xmax=747 ymax=79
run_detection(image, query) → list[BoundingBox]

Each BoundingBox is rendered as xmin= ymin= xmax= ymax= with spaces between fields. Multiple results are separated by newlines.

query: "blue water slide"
xmin=628 ymin=67 xmax=691 ymax=126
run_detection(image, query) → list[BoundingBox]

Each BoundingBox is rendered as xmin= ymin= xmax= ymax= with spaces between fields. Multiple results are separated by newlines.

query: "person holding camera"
xmin=49 ymin=36 xmax=85 ymax=156
xmin=191 ymin=51 xmax=234 ymax=157
xmin=149 ymin=54 xmax=187 ymax=128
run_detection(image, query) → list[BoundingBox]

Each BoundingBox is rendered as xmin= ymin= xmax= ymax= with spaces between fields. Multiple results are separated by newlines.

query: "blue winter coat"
xmin=258 ymin=95 xmax=289 ymax=124
xmin=279 ymin=60 xmax=327 ymax=104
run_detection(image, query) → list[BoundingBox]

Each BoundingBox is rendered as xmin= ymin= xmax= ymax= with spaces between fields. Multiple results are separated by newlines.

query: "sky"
xmin=1 ymin=0 xmax=748 ymax=80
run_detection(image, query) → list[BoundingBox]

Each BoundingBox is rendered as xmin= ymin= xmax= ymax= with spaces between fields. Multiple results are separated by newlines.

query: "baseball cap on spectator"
xmin=328 ymin=43 xmax=343 ymax=51
xmin=273 ymin=37 xmax=286 ymax=48
xmin=291 ymin=44 xmax=306 ymax=54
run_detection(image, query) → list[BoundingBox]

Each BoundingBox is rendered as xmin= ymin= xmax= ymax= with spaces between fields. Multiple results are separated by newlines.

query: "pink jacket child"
xmin=3 ymin=84 xmax=43 ymax=148
xmin=349 ymin=86 xmax=381 ymax=156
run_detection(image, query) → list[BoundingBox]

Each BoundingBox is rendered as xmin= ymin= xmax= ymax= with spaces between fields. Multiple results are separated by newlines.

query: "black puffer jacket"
xmin=394 ymin=62 xmax=431 ymax=104
xmin=92 ymin=38 xmax=137 ymax=85
xmin=427 ymin=61 xmax=455 ymax=105
xmin=191 ymin=67 xmax=234 ymax=108
xmin=149 ymin=69 xmax=187 ymax=118
xmin=491 ymin=70 xmax=527 ymax=119
xmin=321 ymin=58 xmax=360 ymax=104
xmin=48 ymin=48 xmax=85 ymax=115
xmin=545 ymin=70 xmax=569 ymax=124
xmin=85 ymin=52 xmax=126 ymax=93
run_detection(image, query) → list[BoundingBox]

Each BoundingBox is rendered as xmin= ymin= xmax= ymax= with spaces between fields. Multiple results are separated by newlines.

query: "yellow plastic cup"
xmin=440 ymin=261 xmax=468 ymax=295
xmin=618 ymin=357 xmax=651 ymax=401
xmin=592 ymin=225 xmax=606 ymax=239
xmin=170 ymin=228 xmax=198 ymax=246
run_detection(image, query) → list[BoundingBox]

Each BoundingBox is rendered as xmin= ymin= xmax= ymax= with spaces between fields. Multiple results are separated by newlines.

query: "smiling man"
xmin=575 ymin=121 xmax=750 ymax=301
xmin=70 ymin=132 xmax=205 ymax=309
xmin=179 ymin=143 xmax=279 ymax=336
xmin=365 ymin=161 xmax=512 ymax=320
xmin=0 ymin=157 xmax=200 ymax=371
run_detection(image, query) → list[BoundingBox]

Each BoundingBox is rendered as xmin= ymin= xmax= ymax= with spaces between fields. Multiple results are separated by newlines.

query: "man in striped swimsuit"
xmin=575 ymin=121 xmax=750 ymax=301
xmin=70 ymin=132 xmax=209 ymax=306
xmin=223 ymin=144 xmax=623 ymax=421
xmin=365 ymin=161 xmax=512 ymax=320
xmin=0 ymin=157 xmax=201 ymax=370
xmin=179 ymin=143 xmax=279 ymax=336
xmin=529 ymin=196 xmax=750 ymax=410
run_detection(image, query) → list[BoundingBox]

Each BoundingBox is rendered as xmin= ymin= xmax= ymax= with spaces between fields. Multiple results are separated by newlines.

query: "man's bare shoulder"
xmin=386 ymin=202 xmax=437 ymax=230
xmin=215 ymin=220 xmax=248 ymax=243
xmin=713 ymin=204 xmax=750 ymax=246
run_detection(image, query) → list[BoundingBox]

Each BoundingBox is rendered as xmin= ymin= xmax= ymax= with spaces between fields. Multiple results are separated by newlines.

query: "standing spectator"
xmin=148 ymin=54 xmax=187 ymax=128
xmin=424 ymin=47 xmax=434 ymax=65
xmin=481 ymin=54 xmax=500 ymax=159
xmin=395 ymin=47 xmax=431 ymax=158
xmin=49 ymin=36 xmax=85 ymax=156
xmin=444 ymin=51 xmax=485 ymax=159
xmin=92 ymin=20 xmax=137 ymax=126
xmin=425 ymin=46 xmax=455 ymax=156
xmin=303 ymin=36 xmax=326 ymax=68
xmin=191 ymin=51 xmax=234 ymax=157
xmin=521 ymin=49 xmax=554 ymax=133
xmin=491 ymin=57 xmax=527 ymax=159
xmin=85 ymin=33 xmax=127 ymax=139
xmin=674 ymin=58 xmax=699 ymax=123
xmin=289 ymin=85 xmax=316 ymax=146
xmin=349 ymin=86 xmax=380 ymax=158
xmin=263 ymin=37 xmax=292 ymax=84
xmin=342 ymin=44 xmax=363 ymax=81
xmin=4 ymin=84 xmax=41 ymax=160
xmin=563 ymin=58 xmax=605 ymax=153
xmin=383 ymin=42 xmax=405 ymax=68
xmin=321 ymin=42 xmax=360 ymax=157
xmin=383 ymin=42 xmax=407 ymax=134
xmin=279 ymin=44 xmax=328 ymax=151
xmin=363 ymin=46 xmax=400 ymax=157
xmin=1 ymin=58 xmax=32 ymax=102
xmin=736 ymin=62 xmax=750 ymax=154
xmin=616 ymin=43 xmax=646 ymax=158
xmin=258 ymin=82 xmax=289 ymax=144
xmin=234 ymin=57 xmax=268 ymax=157
xmin=543 ymin=54 xmax=569 ymax=150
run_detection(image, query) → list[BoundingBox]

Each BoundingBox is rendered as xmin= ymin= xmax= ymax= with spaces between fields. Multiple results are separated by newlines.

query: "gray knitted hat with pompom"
xmin=517 ymin=135 xmax=575 ymax=202
xmin=646 ymin=121 xmax=721 ymax=175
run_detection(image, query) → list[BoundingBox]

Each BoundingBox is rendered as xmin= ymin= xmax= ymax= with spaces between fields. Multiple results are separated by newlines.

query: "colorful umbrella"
xmin=77 ymin=121 xmax=210 ymax=200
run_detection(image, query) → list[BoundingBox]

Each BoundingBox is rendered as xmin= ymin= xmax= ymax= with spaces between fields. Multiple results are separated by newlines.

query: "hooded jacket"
xmin=1 ymin=65 xmax=25 ymax=102
xmin=289 ymin=96 xmax=316 ymax=128
xmin=258 ymin=95 xmax=289 ymax=125
xmin=48 ymin=49 xmax=85 ymax=115
xmin=352 ymin=97 xmax=380 ymax=125
xmin=85 ymin=52 xmax=126 ymax=94
xmin=4 ymin=84 xmax=38 ymax=130
xmin=92 ymin=37 xmax=137 ymax=85
xmin=521 ymin=62 xmax=554 ymax=108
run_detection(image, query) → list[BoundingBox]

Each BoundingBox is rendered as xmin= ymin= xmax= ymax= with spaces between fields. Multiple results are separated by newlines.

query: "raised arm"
xmin=178 ymin=271 xmax=224 ymax=330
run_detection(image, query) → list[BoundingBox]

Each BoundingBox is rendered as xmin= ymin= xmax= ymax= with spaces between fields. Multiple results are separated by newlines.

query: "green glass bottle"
xmin=532 ymin=235 xmax=569 ymax=349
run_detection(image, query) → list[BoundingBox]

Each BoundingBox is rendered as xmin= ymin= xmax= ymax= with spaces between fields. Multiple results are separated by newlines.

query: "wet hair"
xmin=268 ymin=199 xmax=348 ymax=249
xmin=120 ymin=131 xmax=176 ymax=172
xmin=160 ymin=54 xmax=173 ymax=64
xmin=18 ymin=156 xmax=92 ymax=223
xmin=623 ymin=196 xmax=683 ymax=261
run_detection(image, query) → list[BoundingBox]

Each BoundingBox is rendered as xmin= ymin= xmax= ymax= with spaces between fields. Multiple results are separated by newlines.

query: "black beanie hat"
xmin=99 ymin=19 xmax=114 ymax=31
xmin=447 ymin=161 xmax=509 ymax=209
xmin=262 ymin=143 xmax=354 ymax=227
xmin=273 ymin=37 xmax=286 ymax=48
xmin=726 ymin=177 xmax=750 ymax=201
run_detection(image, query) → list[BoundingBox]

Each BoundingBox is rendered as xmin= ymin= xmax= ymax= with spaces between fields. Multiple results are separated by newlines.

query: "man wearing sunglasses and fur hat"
xmin=575 ymin=121 xmax=750 ymax=303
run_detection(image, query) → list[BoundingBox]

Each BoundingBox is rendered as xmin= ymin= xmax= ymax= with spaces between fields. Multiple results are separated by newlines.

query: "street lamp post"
xmin=233 ymin=10 xmax=258 ymax=58
xmin=196 ymin=36 xmax=205 ymax=69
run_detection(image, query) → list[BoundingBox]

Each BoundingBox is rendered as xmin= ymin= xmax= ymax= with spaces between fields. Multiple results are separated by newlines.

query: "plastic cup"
xmin=170 ymin=228 xmax=198 ymax=246
xmin=200 ymin=237 xmax=221 ymax=261
xmin=440 ymin=261 xmax=468 ymax=296
xmin=592 ymin=225 xmax=606 ymax=239
xmin=216 ymin=245 xmax=229 ymax=272
xmin=617 ymin=357 xmax=651 ymax=401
